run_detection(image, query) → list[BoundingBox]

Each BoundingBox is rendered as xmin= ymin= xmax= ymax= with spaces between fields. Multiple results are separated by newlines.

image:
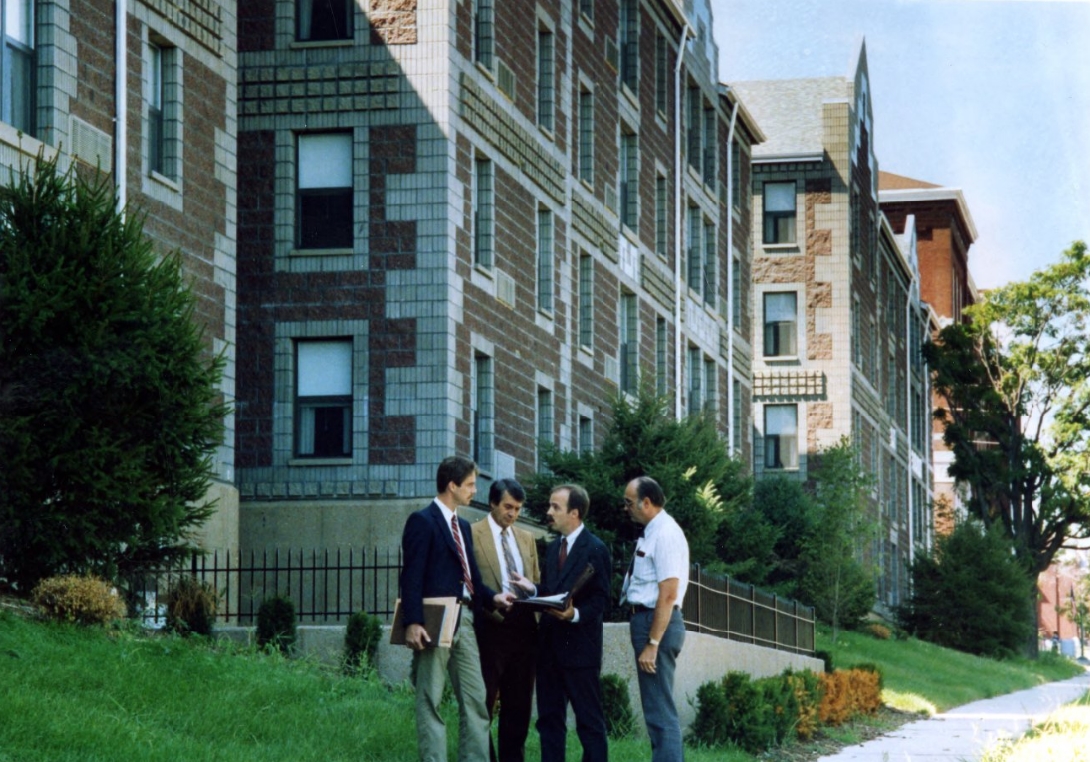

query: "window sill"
xmin=290 ymin=39 xmax=354 ymax=49
xmin=579 ymin=177 xmax=594 ymax=194
xmin=290 ymin=247 xmax=354 ymax=257
xmin=538 ymin=124 xmax=555 ymax=142
xmin=475 ymin=61 xmax=496 ymax=82
xmin=474 ymin=262 xmax=494 ymax=278
xmin=763 ymin=355 xmax=801 ymax=365
xmin=149 ymin=170 xmax=180 ymax=193
xmin=288 ymin=457 xmax=353 ymax=467
xmin=620 ymin=83 xmax=639 ymax=111
xmin=761 ymin=243 xmax=800 ymax=253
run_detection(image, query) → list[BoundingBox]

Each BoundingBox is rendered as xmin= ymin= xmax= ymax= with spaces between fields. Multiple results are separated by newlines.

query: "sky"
xmin=714 ymin=0 xmax=1090 ymax=290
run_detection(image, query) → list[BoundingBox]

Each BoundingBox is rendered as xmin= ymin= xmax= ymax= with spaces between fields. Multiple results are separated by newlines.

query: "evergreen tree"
xmin=898 ymin=520 xmax=1034 ymax=658
xmin=0 ymin=156 xmax=227 ymax=592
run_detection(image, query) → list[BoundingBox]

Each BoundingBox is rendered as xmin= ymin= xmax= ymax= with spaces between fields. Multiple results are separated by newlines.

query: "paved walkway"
xmin=816 ymin=670 xmax=1090 ymax=761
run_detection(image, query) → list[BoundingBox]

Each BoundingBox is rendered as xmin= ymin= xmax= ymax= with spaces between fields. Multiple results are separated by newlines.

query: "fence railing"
xmin=134 ymin=549 xmax=814 ymax=654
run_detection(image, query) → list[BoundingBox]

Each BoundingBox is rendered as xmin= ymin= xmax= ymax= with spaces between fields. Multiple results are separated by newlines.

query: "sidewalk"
xmin=816 ymin=670 xmax=1090 ymax=761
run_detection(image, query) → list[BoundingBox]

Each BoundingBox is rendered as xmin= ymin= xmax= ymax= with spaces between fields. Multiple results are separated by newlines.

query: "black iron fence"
xmin=134 ymin=548 xmax=814 ymax=655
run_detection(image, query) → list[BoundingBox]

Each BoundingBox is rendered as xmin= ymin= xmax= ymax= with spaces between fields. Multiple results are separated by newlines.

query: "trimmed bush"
xmin=864 ymin=622 xmax=892 ymax=640
xmin=784 ymin=669 xmax=824 ymax=741
xmin=164 ymin=576 xmax=219 ymax=637
xmin=600 ymin=673 xmax=636 ymax=739
xmin=851 ymin=662 xmax=885 ymax=692
xmin=756 ymin=673 xmax=800 ymax=745
xmin=814 ymin=648 xmax=834 ymax=673
xmin=819 ymin=668 xmax=882 ymax=726
xmin=31 ymin=575 xmax=126 ymax=625
xmin=256 ymin=595 xmax=296 ymax=654
xmin=689 ymin=680 xmax=733 ymax=748
xmin=344 ymin=611 xmax=383 ymax=672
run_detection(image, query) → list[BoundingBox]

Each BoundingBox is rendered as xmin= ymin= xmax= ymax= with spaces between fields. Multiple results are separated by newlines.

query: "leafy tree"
xmin=525 ymin=385 xmax=751 ymax=566
xmin=924 ymin=242 xmax=1090 ymax=651
xmin=798 ymin=438 xmax=877 ymax=638
xmin=1057 ymin=563 xmax=1090 ymax=661
xmin=897 ymin=520 xmax=1034 ymax=658
xmin=742 ymin=475 xmax=817 ymax=596
xmin=0 ymin=156 xmax=228 ymax=592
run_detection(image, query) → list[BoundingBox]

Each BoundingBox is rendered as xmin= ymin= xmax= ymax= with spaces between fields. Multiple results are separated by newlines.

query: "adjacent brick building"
xmin=732 ymin=40 xmax=934 ymax=610
xmin=234 ymin=0 xmax=762 ymax=549
xmin=0 ymin=0 xmax=239 ymax=549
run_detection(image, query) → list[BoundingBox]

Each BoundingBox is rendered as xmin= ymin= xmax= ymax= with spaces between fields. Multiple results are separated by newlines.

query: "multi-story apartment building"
xmin=0 ymin=0 xmax=239 ymax=549
xmin=878 ymin=170 xmax=979 ymax=533
xmin=732 ymin=41 xmax=933 ymax=609
xmin=235 ymin=0 xmax=762 ymax=549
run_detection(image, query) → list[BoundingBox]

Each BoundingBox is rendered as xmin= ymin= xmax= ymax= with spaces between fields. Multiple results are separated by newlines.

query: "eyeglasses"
xmin=623 ymin=498 xmax=637 ymax=508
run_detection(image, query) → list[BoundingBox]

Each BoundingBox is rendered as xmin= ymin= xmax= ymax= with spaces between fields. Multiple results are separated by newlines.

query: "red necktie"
xmin=558 ymin=537 xmax=568 ymax=572
xmin=451 ymin=514 xmax=475 ymax=597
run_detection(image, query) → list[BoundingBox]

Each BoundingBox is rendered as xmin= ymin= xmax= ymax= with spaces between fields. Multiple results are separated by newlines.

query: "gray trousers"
xmin=630 ymin=608 xmax=686 ymax=762
xmin=413 ymin=606 xmax=490 ymax=762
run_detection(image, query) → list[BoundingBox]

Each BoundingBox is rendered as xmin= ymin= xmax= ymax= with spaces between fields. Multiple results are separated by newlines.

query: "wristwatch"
xmin=648 ymin=637 xmax=660 ymax=646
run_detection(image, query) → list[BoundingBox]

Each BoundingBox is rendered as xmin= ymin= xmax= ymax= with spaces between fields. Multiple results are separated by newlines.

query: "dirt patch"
xmin=758 ymin=707 xmax=921 ymax=761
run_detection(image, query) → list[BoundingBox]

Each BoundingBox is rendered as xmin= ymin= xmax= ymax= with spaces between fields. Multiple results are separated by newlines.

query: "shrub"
xmin=689 ymin=680 xmax=733 ymax=748
xmin=851 ymin=662 xmax=885 ymax=692
xmin=31 ymin=575 xmax=126 ymax=625
xmin=600 ymin=673 xmax=636 ymax=739
xmin=864 ymin=622 xmax=892 ymax=640
xmin=720 ymin=671 xmax=777 ymax=752
xmin=813 ymin=648 xmax=834 ymax=673
xmin=756 ymin=673 xmax=800 ymax=745
xmin=784 ymin=669 xmax=824 ymax=740
xmin=163 ymin=576 xmax=219 ymax=637
xmin=819 ymin=668 xmax=882 ymax=726
xmin=256 ymin=595 xmax=296 ymax=654
xmin=344 ymin=611 xmax=383 ymax=672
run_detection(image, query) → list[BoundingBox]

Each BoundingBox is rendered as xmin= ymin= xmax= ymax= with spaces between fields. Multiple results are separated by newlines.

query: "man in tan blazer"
xmin=471 ymin=478 xmax=540 ymax=762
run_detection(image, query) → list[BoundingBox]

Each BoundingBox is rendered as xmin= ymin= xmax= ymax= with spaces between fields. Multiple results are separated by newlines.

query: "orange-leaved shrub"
xmin=31 ymin=574 xmax=126 ymax=625
xmin=818 ymin=668 xmax=882 ymax=726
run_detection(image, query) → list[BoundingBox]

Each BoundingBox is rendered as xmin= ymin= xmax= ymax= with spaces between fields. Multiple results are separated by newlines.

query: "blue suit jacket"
xmin=538 ymin=527 xmax=611 ymax=669
xmin=400 ymin=501 xmax=496 ymax=627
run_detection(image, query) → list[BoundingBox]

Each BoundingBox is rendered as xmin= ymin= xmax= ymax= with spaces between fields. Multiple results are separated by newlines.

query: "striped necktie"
xmin=501 ymin=528 xmax=520 ymax=591
xmin=451 ymin=514 xmax=475 ymax=597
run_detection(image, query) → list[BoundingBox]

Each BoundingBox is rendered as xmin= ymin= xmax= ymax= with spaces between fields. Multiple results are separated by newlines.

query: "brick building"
xmin=878 ymin=170 xmax=979 ymax=533
xmin=732 ymin=40 xmax=934 ymax=610
xmin=0 ymin=0 xmax=239 ymax=549
xmin=234 ymin=0 xmax=762 ymax=550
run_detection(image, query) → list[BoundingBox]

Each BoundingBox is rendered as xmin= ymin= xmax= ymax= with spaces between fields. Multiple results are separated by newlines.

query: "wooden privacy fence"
xmin=133 ymin=549 xmax=815 ymax=654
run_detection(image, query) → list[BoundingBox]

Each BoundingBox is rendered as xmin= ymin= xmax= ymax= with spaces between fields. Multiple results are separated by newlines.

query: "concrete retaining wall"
xmin=218 ymin=622 xmax=822 ymax=729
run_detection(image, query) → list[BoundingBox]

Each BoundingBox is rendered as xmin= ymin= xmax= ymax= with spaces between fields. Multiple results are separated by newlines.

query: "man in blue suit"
xmin=400 ymin=456 xmax=515 ymax=762
xmin=518 ymin=483 xmax=611 ymax=762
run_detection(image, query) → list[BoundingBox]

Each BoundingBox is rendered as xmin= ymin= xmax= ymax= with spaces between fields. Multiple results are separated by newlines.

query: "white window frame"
xmin=296 ymin=132 xmax=354 ymax=250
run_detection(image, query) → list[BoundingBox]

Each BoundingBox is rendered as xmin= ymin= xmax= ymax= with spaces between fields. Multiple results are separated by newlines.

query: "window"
xmin=687 ymin=347 xmax=702 ymax=416
xmin=537 ymin=28 xmax=554 ymax=131
xmin=537 ymin=208 xmax=554 ymax=312
xmin=474 ymin=158 xmax=493 ymax=267
xmin=472 ymin=354 xmax=494 ymax=472
xmin=297 ymin=0 xmax=352 ymax=41
xmin=654 ymin=33 xmax=668 ymax=114
xmin=148 ymin=43 xmax=167 ymax=176
xmin=2 ymin=0 xmax=33 ymax=133
xmin=578 ymin=253 xmax=593 ymax=348
xmin=730 ymin=139 xmax=741 ymax=209
xmin=577 ymin=89 xmax=594 ymax=183
xmin=704 ymin=357 xmax=717 ymax=415
xmin=763 ymin=292 xmax=798 ymax=357
xmin=703 ymin=105 xmax=716 ymax=184
xmin=687 ymin=86 xmax=701 ymax=172
xmin=620 ymin=130 xmax=638 ymax=229
xmin=297 ymin=133 xmax=353 ymax=249
xmin=687 ymin=206 xmax=701 ymax=293
xmin=537 ymin=387 xmax=554 ymax=469
xmin=578 ymin=416 xmax=593 ymax=455
xmin=655 ymin=316 xmax=667 ymax=396
xmin=620 ymin=291 xmax=638 ymax=394
xmin=579 ymin=0 xmax=593 ymax=22
xmin=619 ymin=0 xmax=637 ymax=91
xmin=655 ymin=175 xmax=667 ymax=257
xmin=851 ymin=298 xmax=861 ymax=367
xmin=764 ymin=404 xmax=798 ymax=470
xmin=703 ymin=220 xmax=716 ymax=308
xmin=295 ymin=340 xmax=352 ymax=458
xmin=731 ymin=256 xmax=742 ymax=328
xmin=732 ymin=379 xmax=742 ymax=451
xmin=474 ymin=0 xmax=494 ymax=69
xmin=763 ymin=182 xmax=796 ymax=244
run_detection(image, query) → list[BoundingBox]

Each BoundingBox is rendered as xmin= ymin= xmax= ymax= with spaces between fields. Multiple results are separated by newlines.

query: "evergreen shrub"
xmin=344 ymin=611 xmax=383 ymax=672
xmin=164 ymin=575 xmax=219 ymax=637
xmin=31 ymin=575 xmax=126 ymax=626
xmin=256 ymin=595 xmax=296 ymax=654
xmin=600 ymin=673 xmax=636 ymax=739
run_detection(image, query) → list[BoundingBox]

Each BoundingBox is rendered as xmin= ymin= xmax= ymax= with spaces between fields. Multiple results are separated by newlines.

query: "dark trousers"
xmin=476 ymin=619 xmax=538 ymax=762
xmin=535 ymin=647 xmax=608 ymax=762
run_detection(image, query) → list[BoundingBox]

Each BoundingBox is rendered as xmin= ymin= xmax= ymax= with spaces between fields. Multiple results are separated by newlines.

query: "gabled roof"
xmin=728 ymin=77 xmax=849 ymax=161
xmin=718 ymin=84 xmax=767 ymax=145
xmin=878 ymin=171 xmax=940 ymax=191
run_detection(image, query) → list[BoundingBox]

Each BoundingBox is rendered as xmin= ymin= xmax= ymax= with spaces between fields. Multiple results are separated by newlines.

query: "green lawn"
xmin=1 ymin=610 xmax=1081 ymax=762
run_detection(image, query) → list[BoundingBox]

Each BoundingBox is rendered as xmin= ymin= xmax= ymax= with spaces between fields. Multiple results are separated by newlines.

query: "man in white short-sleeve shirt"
xmin=621 ymin=476 xmax=689 ymax=762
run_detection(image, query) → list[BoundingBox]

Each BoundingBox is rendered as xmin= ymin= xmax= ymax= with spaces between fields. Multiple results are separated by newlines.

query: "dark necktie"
xmin=451 ymin=514 xmax=475 ymax=597
xmin=558 ymin=536 xmax=568 ymax=572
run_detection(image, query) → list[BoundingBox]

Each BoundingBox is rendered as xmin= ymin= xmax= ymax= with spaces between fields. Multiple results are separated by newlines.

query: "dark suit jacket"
xmin=538 ymin=527 xmax=611 ymax=669
xmin=400 ymin=500 xmax=496 ymax=627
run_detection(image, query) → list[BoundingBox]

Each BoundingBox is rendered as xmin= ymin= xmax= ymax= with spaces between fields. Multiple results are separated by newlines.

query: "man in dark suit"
xmin=400 ymin=456 xmax=515 ymax=762
xmin=470 ymin=478 xmax=540 ymax=762
xmin=517 ymin=483 xmax=611 ymax=762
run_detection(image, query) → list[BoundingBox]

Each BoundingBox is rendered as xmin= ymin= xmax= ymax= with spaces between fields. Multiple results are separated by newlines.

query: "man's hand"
xmin=509 ymin=571 xmax=536 ymax=596
xmin=494 ymin=591 xmax=516 ymax=611
xmin=546 ymin=600 xmax=575 ymax=621
xmin=405 ymin=622 xmax=431 ymax=651
xmin=637 ymin=643 xmax=658 ymax=673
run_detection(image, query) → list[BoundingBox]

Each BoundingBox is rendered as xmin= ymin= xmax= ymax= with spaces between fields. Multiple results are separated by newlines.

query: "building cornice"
xmin=878 ymin=187 xmax=979 ymax=244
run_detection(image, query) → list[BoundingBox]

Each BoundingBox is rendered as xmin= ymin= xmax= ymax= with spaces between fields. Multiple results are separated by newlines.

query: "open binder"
xmin=389 ymin=596 xmax=458 ymax=648
xmin=513 ymin=562 xmax=595 ymax=612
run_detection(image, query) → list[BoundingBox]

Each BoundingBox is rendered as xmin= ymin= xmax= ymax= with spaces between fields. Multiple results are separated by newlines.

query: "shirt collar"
xmin=563 ymin=523 xmax=585 ymax=547
xmin=643 ymin=509 xmax=669 ymax=538
xmin=486 ymin=513 xmax=506 ymax=538
xmin=433 ymin=498 xmax=456 ymax=525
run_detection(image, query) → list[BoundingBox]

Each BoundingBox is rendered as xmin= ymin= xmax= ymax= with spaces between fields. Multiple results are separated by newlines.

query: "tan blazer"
xmin=471 ymin=518 xmax=540 ymax=624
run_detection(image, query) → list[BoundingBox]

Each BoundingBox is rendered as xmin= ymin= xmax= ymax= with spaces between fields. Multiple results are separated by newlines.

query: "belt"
xmin=630 ymin=604 xmax=679 ymax=615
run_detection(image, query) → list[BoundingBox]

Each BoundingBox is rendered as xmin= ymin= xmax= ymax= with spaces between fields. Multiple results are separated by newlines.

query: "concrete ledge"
xmin=217 ymin=622 xmax=822 ymax=729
